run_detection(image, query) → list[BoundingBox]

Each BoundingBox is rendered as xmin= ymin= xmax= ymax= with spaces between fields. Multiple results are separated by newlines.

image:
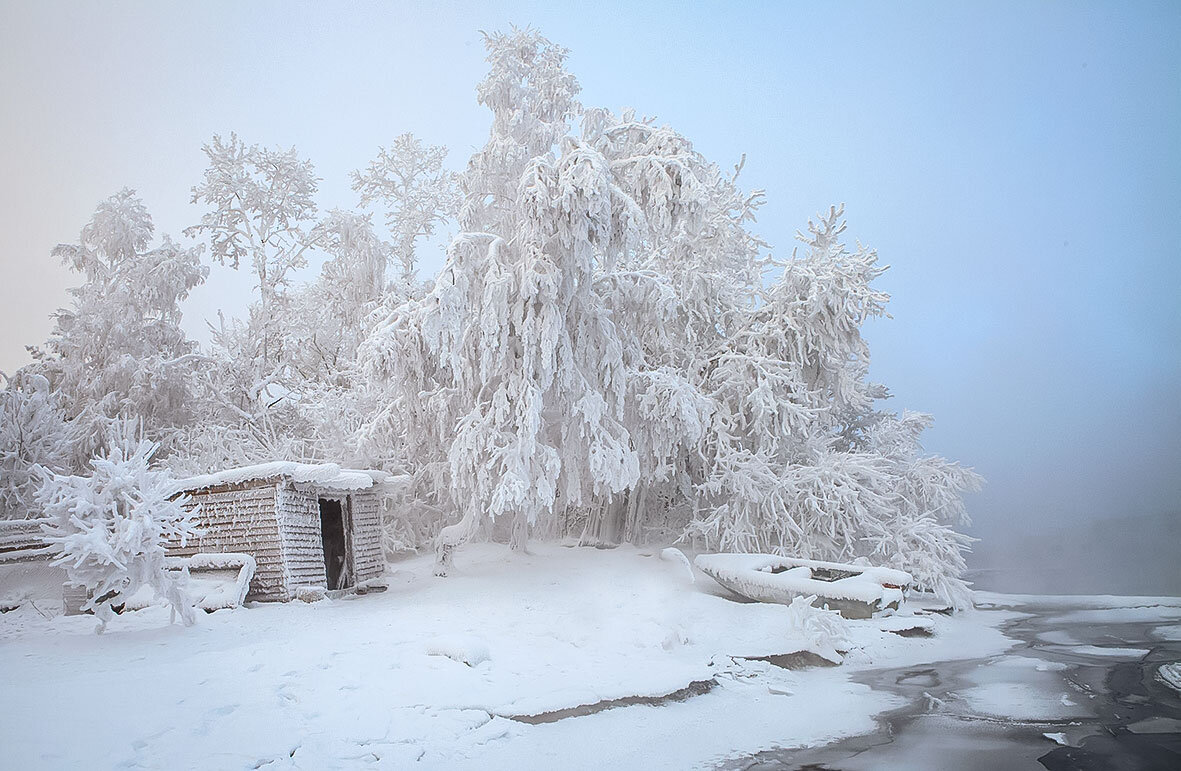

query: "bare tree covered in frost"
xmin=38 ymin=430 xmax=199 ymax=630
xmin=358 ymin=28 xmax=983 ymax=605
xmin=0 ymin=372 xmax=75 ymax=519
xmin=180 ymin=140 xmax=394 ymax=474
xmin=30 ymin=189 xmax=207 ymax=464
xmin=352 ymin=133 xmax=460 ymax=290
xmin=187 ymin=133 xmax=320 ymax=374
xmin=857 ymin=410 xmax=983 ymax=608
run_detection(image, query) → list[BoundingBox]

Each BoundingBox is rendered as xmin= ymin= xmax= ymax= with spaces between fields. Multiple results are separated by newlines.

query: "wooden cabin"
xmin=169 ymin=462 xmax=387 ymax=602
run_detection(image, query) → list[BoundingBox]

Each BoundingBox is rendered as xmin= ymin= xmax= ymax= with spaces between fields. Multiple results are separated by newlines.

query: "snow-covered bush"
xmin=38 ymin=436 xmax=200 ymax=630
xmin=783 ymin=594 xmax=847 ymax=664
xmin=0 ymin=371 xmax=75 ymax=519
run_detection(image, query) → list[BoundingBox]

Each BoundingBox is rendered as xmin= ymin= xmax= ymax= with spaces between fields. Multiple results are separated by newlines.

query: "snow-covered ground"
xmin=0 ymin=544 xmax=1022 ymax=769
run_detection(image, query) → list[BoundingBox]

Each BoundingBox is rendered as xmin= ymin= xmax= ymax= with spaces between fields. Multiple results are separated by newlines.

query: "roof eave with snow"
xmin=169 ymin=461 xmax=389 ymax=497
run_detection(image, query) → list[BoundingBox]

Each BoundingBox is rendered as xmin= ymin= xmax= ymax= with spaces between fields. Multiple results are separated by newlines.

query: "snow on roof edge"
xmin=169 ymin=461 xmax=389 ymax=497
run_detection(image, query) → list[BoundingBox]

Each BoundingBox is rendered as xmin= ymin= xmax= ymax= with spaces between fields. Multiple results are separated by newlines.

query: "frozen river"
xmin=727 ymin=597 xmax=1181 ymax=770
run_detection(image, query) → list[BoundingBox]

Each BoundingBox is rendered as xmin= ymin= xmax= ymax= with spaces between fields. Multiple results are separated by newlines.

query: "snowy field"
xmin=0 ymin=544 xmax=1022 ymax=769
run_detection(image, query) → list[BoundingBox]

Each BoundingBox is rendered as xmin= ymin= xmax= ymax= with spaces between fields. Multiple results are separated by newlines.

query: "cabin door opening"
xmin=318 ymin=498 xmax=353 ymax=590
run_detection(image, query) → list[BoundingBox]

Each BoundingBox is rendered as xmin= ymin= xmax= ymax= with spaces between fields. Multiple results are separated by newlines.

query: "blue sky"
xmin=2 ymin=1 xmax=1178 ymax=556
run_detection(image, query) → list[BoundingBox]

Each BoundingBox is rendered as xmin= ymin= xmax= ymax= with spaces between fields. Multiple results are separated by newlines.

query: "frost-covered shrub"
xmin=38 ymin=437 xmax=200 ymax=630
xmin=0 ymin=371 xmax=75 ymax=519
xmin=784 ymin=594 xmax=847 ymax=663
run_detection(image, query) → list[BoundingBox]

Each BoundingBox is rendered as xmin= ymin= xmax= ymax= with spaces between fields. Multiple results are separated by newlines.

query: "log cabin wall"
xmin=171 ymin=481 xmax=288 ymax=602
xmin=349 ymin=489 xmax=384 ymax=584
xmin=276 ymin=483 xmax=330 ymax=595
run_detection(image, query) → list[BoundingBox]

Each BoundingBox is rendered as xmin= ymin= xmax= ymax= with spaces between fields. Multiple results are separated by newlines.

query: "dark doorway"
xmin=318 ymin=498 xmax=351 ymax=590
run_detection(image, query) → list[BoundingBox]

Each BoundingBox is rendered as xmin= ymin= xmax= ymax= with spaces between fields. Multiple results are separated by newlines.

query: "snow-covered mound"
xmin=183 ymin=552 xmax=256 ymax=611
xmin=122 ymin=553 xmax=256 ymax=613
xmin=695 ymin=553 xmax=911 ymax=614
xmin=426 ymin=635 xmax=492 ymax=667
xmin=169 ymin=461 xmax=388 ymax=495
xmin=0 ymin=562 xmax=68 ymax=614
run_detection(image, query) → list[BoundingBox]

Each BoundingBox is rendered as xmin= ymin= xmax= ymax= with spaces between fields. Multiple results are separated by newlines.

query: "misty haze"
xmin=1 ymin=2 xmax=1178 ymax=769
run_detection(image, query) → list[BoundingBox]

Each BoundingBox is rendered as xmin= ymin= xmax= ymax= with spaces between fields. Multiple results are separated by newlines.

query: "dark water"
xmin=722 ymin=603 xmax=1181 ymax=770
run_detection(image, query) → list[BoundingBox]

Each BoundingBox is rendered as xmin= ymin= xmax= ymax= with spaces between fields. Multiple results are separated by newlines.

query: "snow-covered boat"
xmin=694 ymin=553 xmax=912 ymax=618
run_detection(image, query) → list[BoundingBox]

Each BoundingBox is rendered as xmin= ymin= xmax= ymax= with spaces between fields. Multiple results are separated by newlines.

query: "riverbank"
xmin=732 ymin=594 xmax=1181 ymax=769
xmin=0 ymin=543 xmax=1013 ymax=769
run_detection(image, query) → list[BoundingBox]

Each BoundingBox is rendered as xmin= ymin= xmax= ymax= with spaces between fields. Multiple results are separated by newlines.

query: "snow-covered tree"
xmin=356 ymin=29 xmax=982 ymax=606
xmin=352 ymin=134 xmax=460 ymax=289
xmin=264 ymin=210 xmax=391 ymax=394
xmin=32 ymin=189 xmax=207 ymax=462
xmin=573 ymin=109 xmax=771 ymax=543
xmin=684 ymin=208 xmax=983 ymax=606
xmin=0 ymin=372 xmax=75 ymax=519
xmin=360 ymin=29 xmax=645 ymax=569
xmin=38 ymin=431 xmax=200 ymax=630
xmin=860 ymin=410 xmax=983 ymax=608
xmin=168 ymin=209 xmax=395 ymax=478
xmin=187 ymin=133 xmax=320 ymax=372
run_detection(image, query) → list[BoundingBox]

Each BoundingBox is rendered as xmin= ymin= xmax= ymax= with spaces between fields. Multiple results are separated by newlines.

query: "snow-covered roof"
xmin=170 ymin=462 xmax=388 ymax=496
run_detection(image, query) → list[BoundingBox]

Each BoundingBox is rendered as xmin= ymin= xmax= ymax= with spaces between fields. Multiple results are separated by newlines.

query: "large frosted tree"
xmin=358 ymin=28 xmax=982 ymax=605
xmin=360 ymin=30 xmax=642 ymax=569
xmin=187 ymin=133 xmax=320 ymax=377
xmin=31 ymin=189 xmax=207 ymax=463
xmin=180 ymin=138 xmax=392 ymax=474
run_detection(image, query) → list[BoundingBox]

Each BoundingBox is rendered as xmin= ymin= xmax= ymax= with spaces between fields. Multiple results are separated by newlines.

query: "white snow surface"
xmin=0 ymin=543 xmax=1014 ymax=769
xmin=695 ymin=552 xmax=911 ymax=607
xmin=1152 ymin=624 xmax=1181 ymax=641
xmin=169 ymin=461 xmax=388 ymax=496
xmin=1157 ymin=662 xmax=1181 ymax=694
xmin=121 ymin=553 xmax=256 ymax=613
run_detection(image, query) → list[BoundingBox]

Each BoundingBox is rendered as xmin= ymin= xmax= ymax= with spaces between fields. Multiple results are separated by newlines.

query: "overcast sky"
xmin=2 ymin=1 xmax=1178 ymax=564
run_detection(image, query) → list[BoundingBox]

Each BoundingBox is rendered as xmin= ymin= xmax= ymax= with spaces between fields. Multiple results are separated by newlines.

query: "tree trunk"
xmin=434 ymin=509 xmax=479 ymax=576
xmin=509 ymin=510 xmax=530 ymax=552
